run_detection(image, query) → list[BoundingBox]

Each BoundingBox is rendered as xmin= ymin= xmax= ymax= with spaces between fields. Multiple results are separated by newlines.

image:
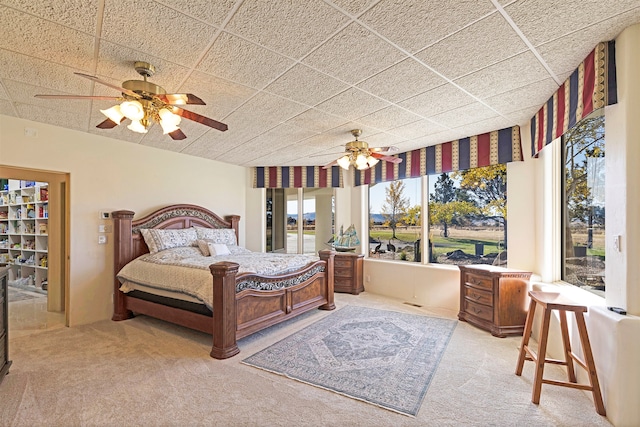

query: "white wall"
xmin=0 ymin=115 xmax=247 ymax=326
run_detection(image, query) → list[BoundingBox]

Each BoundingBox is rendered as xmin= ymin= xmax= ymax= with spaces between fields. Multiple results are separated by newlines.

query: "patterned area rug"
xmin=242 ymin=305 xmax=457 ymax=416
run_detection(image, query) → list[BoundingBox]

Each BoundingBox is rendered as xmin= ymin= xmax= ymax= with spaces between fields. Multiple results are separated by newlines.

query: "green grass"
xmin=370 ymin=230 xmax=420 ymax=242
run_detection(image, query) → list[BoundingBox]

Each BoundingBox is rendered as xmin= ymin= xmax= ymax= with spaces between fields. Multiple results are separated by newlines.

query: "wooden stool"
xmin=515 ymin=291 xmax=605 ymax=416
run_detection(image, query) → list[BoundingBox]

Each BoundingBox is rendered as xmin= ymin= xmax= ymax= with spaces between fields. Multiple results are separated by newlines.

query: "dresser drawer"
xmin=464 ymin=299 xmax=493 ymax=322
xmin=334 ymin=257 xmax=353 ymax=268
xmin=464 ymin=286 xmax=493 ymax=306
xmin=464 ymin=273 xmax=493 ymax=291
xmin=334 ymin=267 xmax=353 ymax=278
xmin=335 ymin=277 xmax=353 ymax=287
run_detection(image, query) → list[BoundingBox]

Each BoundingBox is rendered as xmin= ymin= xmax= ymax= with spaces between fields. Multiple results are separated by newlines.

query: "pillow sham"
xmin=196 ymin=239 xmax=251 ymax=256
xmin=193 ymin=227 xmax=237 ymax=246
xmin=207 ymin=242 xmax=231 ymax=256
xmin=140 ymin=228 xmax=198 ymax=254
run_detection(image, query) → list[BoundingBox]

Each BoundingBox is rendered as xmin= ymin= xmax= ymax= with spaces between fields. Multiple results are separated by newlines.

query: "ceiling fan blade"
xmin=371 ymin=146 xmax=399 ymax=153
xmin=96 ymin=118 xmax=119 ymax=129
xmin=322 ymin=159 xmax=339 ymax=169
xmin=35 ymin=94 xmax=121 ymax=101
xmin=171 ymin=107 xmax=228 ymax=132
xmin=169 ymin=128 xmax=187 ymax=140
xmin=158 ymin=93 xmax=206 ymax=105
xmin=371 ymin=152 xmax=403 ymax=164
xmin=74 ymin=72 xmax=140 ymax=98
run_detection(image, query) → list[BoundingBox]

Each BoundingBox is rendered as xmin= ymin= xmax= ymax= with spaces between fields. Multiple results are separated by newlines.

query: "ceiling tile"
xmin=0 ymin=99 xmax=15 ymax=116
xmin=453 ymin=116 xmax=515 ymax=138
xmin=357 ymin=58 xmax=448 ymax=103
xmin=415 ymin=12 xmax=528 ymax=80
xmin=454 ymin=51 xmax=550 ymax=99
xmin=429 ymin=102 xmax=500 ymax=129
xmin=387 ymin=119 xmax=446 ymax=140
xmin=0 ymin=6 xmax=95 ymax=70
xmin=302 ymin=22 xmax=406 ymax=85
xmin=285 ymin=108 xmax=350 ymax=133
xmin=0 ymin=83 xmax=8 ymax=100
xmin=484 ymin=78 xmax=559 ymax=115
xmin=197 ymin=32 xmax=295 ymax=89
xmin=537 ymin=7 xmax=640 ymax=76
xmin=506 ymin=105 xmax=542 ymax=127
xmin=4 ymin=79 xmax=91 ymax=116
xmin=505 ymin=0 xmax=640 ymax=46
xmin=398 ymin=84 xmax=476 ymax=117
xmin=15 ymin=102 xmax=89 ymax=132
xmin=180 ymin=132 xmax=229 ymax=160
xmin=355 ymin=105 xmax=422 ymax=131
xmin=159 ymin=0 xmax=237 ymax=27
xmin=359 ymin=0 xmax=496 ymax=53
xmin=178 ymin=71 xmax=256 ymax=120
xmin=315 ymin=88 xmax=390 ymax=121
xmin=264 ymin=64 xmax=349 ymax=107
xmin=0 ymin=0 xmax=98 ymax=34
xmin=139 ymin=124 xmax=194 ymax=153
xmin=329 ymin=0 xmax=378 ymax=16
xmin=102 ymin=0 xmax=218 ymax=66
xmin=225 ymin=0 xmax=350 ymax=60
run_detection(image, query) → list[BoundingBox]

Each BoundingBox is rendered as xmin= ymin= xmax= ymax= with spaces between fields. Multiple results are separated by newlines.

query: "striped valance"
xmin=253 ymin=165 xmax=343 ymax=188
xmin=531 ymin=41 xmax=617 ymax=157
xmin=354 ymin=126 xmax=522 ymax=186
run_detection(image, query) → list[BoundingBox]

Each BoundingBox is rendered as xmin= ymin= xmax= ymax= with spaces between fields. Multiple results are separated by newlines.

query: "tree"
xmin=428 ymin=200 xmax=477 ymax=237
xmin=381 ymin=180 xmax=409 ymax=239
xmin=402 ymin=205 xmax=421 ymax=227
xmin=429 ymin=174 xmax=457 ymax=237
xmin=564 ymin=114 xmax=605 ymax=254
xmin=455 ymin=164 xmax=508 ymax=247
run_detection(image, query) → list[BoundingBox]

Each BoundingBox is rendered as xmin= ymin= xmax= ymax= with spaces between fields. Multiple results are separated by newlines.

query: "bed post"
xmin=210 ymin=261 xmax=241 ymax=359
xmin=225 ymin=215 xmax=241 ymax=246
xmin=112 ymin=210 xmax=135 ymax=321
xmin=319 ymin=250 xmax=336 ymax=310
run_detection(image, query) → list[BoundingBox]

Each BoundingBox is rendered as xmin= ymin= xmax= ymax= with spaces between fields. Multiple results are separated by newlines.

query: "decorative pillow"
xmin=207 ymin=242 xmax=231 ymax=256
xmin=140 ymin=228 xmax=198 ymax=254
xmin=196 ymin=239 xmax=212 ymax=256
xmin=196 ymin=239 xmax=251 ymax=256
xmin=193 ymin=227 xmax=237 ymax=246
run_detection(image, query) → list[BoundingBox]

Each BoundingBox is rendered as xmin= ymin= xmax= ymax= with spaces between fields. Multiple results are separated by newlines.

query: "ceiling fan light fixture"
xmin=120 ymin=100 xmax=145 ymax=121
xmin=158 ymin=108 xmax=181 ymax=134
xmin=127 ymin=119 xmax=148 ymax=134
xmin=366 ymin=155 xmax=379 ymax=167
xmin=100 ymin=105 xmax=124 ymax=124
xmin=355 ymin=153 xmax=368 ymax=169
xmin=337 ymin=155 xmax=351 ymax=170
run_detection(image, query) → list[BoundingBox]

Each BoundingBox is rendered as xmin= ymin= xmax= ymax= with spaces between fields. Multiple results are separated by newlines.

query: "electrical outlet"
xmin=614 ymin=235 xmax=621 ymax=252
xmin=366 ymin=275 xmax=371 ymax=282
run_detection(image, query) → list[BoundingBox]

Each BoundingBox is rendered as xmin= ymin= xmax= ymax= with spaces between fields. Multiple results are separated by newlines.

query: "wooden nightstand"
xmin=333 ymin=252 xmax=364 ymax=295
xmin=458 ymin=265 xmax=532 ymax=337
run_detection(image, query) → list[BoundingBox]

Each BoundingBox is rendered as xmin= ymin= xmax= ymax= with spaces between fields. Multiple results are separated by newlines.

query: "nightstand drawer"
xmin=335 ymin=277 xmax=353 ymax=287
xmin=465 ymin=273 xmax=493 ymax=291
xmin=334 ymin=257 xmax=353 ymax=268
xmin=464 ymin=286 xmax=493 ymax=306
xmin=334 ymin=267 xmax=353 ymax=278
xmin=464 ymin=300 xmax=493 ymax=322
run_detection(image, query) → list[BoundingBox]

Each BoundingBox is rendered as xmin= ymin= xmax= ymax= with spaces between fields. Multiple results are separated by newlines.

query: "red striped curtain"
xmin=530 ymin=41 xmax=617 ymax=157
xmin=253 ymin=165 xmax=343 ymax=188
xmin=354 ymin=126 xmax=522 ymax=186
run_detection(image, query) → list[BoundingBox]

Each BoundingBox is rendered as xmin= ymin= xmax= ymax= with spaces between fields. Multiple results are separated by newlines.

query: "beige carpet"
xmin=0 ymin=293 xmax=611 ymax=426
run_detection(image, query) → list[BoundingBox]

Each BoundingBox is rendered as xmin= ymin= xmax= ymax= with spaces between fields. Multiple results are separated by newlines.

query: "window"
xmin=266 ymin=188 xmax=334 ymax=254
xmin=368 ymin=177 xmax=422 ymax=262
xmin=427 ymin=165 xmax=507 ymax=266
xmin=562 ymin=110 xmax=605 ymax=295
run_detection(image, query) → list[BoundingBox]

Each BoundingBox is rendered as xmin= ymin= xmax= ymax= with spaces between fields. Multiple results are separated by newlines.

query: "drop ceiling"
xmin=0 ymin=0 xmax=638 ymax=167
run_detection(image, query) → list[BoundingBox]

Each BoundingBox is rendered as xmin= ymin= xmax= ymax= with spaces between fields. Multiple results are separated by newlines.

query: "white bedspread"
xmin=117 ymin=246 xmax=320 ymax=309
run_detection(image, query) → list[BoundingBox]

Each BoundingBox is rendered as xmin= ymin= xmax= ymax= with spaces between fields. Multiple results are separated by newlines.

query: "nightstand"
xmin=333 ymin=252 xmax=364 ymax=295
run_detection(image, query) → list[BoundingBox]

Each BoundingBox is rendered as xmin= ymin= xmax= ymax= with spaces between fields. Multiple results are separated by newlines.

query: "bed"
xmin=112 ymin=204 xmax=335 ymax=359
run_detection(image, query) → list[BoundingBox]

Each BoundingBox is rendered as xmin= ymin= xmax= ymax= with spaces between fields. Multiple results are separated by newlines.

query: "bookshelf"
xmin=0 ymin=179 xmax=48 ymax=291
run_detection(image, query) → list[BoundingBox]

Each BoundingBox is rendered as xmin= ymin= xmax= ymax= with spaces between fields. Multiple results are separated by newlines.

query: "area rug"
xmin=242 ymin=305 xmax=457 ymax=416
xmin=7 ymin=285 xmax=46 ymax=302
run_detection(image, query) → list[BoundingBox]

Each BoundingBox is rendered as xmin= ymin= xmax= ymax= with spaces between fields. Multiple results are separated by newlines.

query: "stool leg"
xmin=559 ymin=309 xmax=577 ymax=383
xmin=532 ymin=307 xmax=552 ymax=404
xmin=516 ymin=298 xmax=537 ymax=376
xmin=574 ymin=312 xmax=606 ymax=416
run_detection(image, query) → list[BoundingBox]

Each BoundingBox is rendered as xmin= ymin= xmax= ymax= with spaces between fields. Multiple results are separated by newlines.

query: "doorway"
xmin=0 ymin=165 xmax=70 ymax=330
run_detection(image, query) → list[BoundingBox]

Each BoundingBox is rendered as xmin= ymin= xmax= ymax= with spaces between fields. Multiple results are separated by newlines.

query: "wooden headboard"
xmin=112 ymin=204 xmax=240 ymax=274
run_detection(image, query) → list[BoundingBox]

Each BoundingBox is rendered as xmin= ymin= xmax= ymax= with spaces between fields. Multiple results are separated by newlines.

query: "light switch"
xmin=98 ymin=225 xmax=106 ymax=233
xmin=98 ymin=235 xmax=107 ymax=244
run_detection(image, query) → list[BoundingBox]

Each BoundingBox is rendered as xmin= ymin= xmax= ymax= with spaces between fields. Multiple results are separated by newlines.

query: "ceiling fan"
xmin=322 ymin=129 xmax=402 ymax=170
xmin=35 ymin=61 xmax=227 ymax=140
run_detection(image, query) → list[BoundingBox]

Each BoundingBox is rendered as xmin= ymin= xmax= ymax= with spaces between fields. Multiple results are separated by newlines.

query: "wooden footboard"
xmin=112 ymin=205 xmax=335 ymax=360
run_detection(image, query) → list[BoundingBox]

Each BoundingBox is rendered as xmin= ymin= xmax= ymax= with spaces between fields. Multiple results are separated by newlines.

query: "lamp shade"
xmin=337 ymin=155 xmax=351 ymax=170
xmin=127 ymin=119 xmax=148 ymax=134
xmin=159 ymin=108 xmax=181 ymax=134
xmin=366 ymin=155 xmax=379 ymax=167
xmin=355 ymin=153 xmax=368 ymax=169
xmin=120 ymin=100 xmax=145 ymax=121
xmin=100 ymin=105 xmax=124 ymax=124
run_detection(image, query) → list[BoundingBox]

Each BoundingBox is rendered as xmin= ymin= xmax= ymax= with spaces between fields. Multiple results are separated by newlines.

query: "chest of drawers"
xmin=333 ymin=252 xmax=364 ymax=295
xmin=458 ymin=265 xmax=532 ymax=337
